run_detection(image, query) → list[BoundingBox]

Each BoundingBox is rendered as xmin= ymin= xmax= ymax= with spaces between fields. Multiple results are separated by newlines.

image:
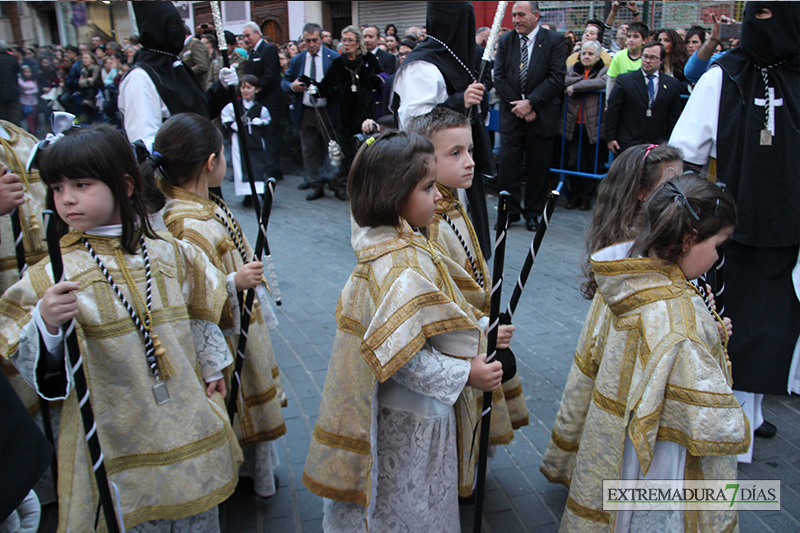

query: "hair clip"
xmin=643 ymin=144 xmax=659 ymax=161
xmin=365 ymin=136 xmax=377 ymax=147
xmin=714 ymin=198 xmax=720 ymax=218
xmin=664 ymin=181 xmax=701 ymax=222
xmin=149 ymin=151 xmax=164 ymax=167
xmin=26 ymin=112 xmax=77 ymax=172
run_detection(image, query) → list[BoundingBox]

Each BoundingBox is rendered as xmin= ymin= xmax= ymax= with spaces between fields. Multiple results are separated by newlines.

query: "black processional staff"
xmin=209 ymin=1 xmax=281 ymax=310
xmin=473 ymin=191 xmax=511 ymax=533
xmin=45 ymin=211 xmax=122 ymax=533
xmin=226 ymin=178 xmax=277 ymax=423
xmin=503 ymin=190 xmax=560 ymax=322
xmin=3 ymin=157 xmax=60 ymax=492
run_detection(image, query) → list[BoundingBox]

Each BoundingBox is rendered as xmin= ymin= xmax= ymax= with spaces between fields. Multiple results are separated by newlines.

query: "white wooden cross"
xmin=755 ymin=87 xmax=783 ymax=135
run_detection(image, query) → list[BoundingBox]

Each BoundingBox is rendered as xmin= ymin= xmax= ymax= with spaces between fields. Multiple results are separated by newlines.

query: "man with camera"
xmin=282 ymin=23 xmax=341 ymax=201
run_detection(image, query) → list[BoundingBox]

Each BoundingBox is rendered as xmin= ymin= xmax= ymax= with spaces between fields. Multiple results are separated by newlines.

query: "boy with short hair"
xmin=220 ymin=74 xmax=271 ymax=202
xmin=606 ymin=21 xmax=649 ymax=95
xmin=407 ymin=108 xmax=529 ymax=497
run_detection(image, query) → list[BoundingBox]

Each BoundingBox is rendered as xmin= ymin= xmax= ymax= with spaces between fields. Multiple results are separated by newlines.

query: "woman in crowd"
xmin=657 ymin=28 xmax=690 ymax=90
xmin=561 ymin=40 xmax=608 ymax=211
xmin=684 ymin=25 xmax=706 ymax=55
xmin=77 ymin=51 xmax=101 ymax=118
xmin=316 ymin=25 xmax=383 ymax=191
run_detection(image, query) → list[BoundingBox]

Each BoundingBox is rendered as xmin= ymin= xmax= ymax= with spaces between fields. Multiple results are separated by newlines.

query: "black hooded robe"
xmin=392 ymin=1 xmax=493 ymax=259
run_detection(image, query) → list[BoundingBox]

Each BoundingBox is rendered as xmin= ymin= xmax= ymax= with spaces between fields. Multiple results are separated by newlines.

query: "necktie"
xmin=309 ymin=53 xmax=317 ymax=81
xmin=647 ymin=74 xmax=655 ymax=105
xmin=519 ymin=35 xmax=529 ymax=90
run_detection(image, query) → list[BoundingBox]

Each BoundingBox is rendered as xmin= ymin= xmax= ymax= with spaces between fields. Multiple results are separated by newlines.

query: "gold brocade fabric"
xmin=303 ymin=220 xmax=486 ymax=507
xmin=431 ymin=185 xmax=529 ymax=445
xmin=540 ymin=250 xmax=750 ymax=532
xmin=160 ymin=182 xmax=287 ymax=447
xmin=0 ymin=232 xmax=242 ymax=532
xmin=0 ymin=121 xmax=48 ymax=412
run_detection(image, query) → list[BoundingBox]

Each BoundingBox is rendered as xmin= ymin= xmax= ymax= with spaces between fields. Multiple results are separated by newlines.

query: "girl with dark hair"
xmin=542 ymin=174 xmax=749 ymax=532
xmin=685 ymin=25 xmax=706 ymax=55
xmin=583 ymin=143 xmax=683 ymax=298
xmin=0 ymin=124 xmax=242 ymax=532
xmin=304 ymin=132 xmax=502 ymax=532
xmin=148 ymin=113 xmax=286 ymax=499
xmin=384 ymin=23 xmax=398 ymax=37
xmin=658 ymin=28 xmax=690 ymax=89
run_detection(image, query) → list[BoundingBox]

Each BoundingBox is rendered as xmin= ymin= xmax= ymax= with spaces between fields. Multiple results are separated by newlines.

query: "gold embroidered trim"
xmin=591 ymin=388 xmax=625 ymax=417
xmin=243 ymin=385 xmax=277 ymax=408
xmin=105 ymin=428 xmax=229 ymax=475
xmin=302 ymin=471 xmax=368 ymax=507
xmin=657 ymin=424 xmax=751 ymax=456
xmin=239 ymin=423 xmax=287 ymax=448
xmin=502 ymin=383 xmax=524 ymax=401
xmin=664 ymin=384 xmax=741 ymax=409
xmin=121 ymin=476 xmax=236 ymax=528
xmin=551 ymin=429 xmax=580 ymax=453
xmin=80 ymin=306 xmax=189 ymax=339
xmin=566 ymin=495 xmax=609 ymax=524
xmin=313 ymin=426 xmax=371 ymax=455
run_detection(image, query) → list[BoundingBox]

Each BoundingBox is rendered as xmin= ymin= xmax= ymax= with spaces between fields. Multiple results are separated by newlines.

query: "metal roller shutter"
xmin=356 ymin=1 xmax=427 ymax=37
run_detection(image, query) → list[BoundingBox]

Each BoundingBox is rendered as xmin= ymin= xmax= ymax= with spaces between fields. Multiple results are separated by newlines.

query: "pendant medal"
xmin=760 ymin=129 xmax=772 ymax=146
xmin=351 ymin=84 xmax=357 ymax=92
xmin=152 ymin=380 xmax=171 ymax=405
xmin=646 ymin=109 xmax=652 ymax=117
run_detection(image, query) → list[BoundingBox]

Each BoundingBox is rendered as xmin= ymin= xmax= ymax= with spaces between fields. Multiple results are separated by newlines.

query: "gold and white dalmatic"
xmin=0 ymin=120 xmax=48 ymax=413
xmin=160 ymin=182 xmax=286 ymax=497
xmin=540 ymin=243 xmax=750 ymax=533
xmin=0 ymin=231 xmax=242 ymax=532
xmin=430 ymin=185 xmax=529 ymax=446
xmin=303 ymin=220 xmax=486 ymax=532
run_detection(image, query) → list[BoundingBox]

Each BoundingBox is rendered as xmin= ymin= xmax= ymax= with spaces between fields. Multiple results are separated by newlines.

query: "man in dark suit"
xmin=494 ymin=1 xmax=566 ymax=231
xmin=363 ymin=25 xmax=396 ymax=75
xmin=242 ymin=21 xmax=287 ymax=183
xmin=281 ymin=23 xmax=341 ymax=200
xmin=606 ymin=41 xmax=682 ymax=154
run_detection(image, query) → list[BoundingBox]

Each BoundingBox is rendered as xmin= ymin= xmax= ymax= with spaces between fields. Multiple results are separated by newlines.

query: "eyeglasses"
xmin=642 ymin=54 xmax=661 ymax=61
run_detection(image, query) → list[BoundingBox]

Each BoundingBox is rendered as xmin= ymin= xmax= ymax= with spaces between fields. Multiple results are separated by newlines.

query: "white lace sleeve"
xmin=191 ymin=319 xmax=233 ymax=379
xmin=391 ymin=343 xmax=470 ymax=407
xmin=224 ymin=272 xmax=241 ymax=336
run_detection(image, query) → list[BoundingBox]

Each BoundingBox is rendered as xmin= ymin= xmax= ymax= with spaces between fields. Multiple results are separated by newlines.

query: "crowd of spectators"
xmin=0 ymin=4 xmax=738 ymax=194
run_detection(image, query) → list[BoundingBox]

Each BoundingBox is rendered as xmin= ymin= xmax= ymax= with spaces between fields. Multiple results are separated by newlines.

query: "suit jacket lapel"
xmin=633 ymin=70 xmax=648 ymax=105
xmin=525 ymin=30 xmax=546 ymax=90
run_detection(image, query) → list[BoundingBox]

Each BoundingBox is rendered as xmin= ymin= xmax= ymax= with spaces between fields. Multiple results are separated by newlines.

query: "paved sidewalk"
xmin=218 ymin=175 xmax=800 ymax=533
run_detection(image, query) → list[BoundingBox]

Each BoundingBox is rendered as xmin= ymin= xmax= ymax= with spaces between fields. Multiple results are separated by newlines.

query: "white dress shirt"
xmin=303 ymin=52 xmax=327 ymax=107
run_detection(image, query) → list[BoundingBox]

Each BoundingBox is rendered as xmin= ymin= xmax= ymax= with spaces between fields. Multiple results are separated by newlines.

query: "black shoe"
xmin=242 ymin=195 xmax=253 ymax=207
xmin=564 ymin=197 xmax=581 ymax=210
xmin=297 ymin=181 xmax=311 ymax=190
xmin=334 ymin=189 xmax=348 ymax=201
xmin=755 ymin=420 xmax=777 ymax=439
xmin=306 ymin=188 xmax=324 ymax=201
xmin=525 ymin=218 xmax=538 ymax=232
xmin=579 ymin=198 xmax=591 ymax=211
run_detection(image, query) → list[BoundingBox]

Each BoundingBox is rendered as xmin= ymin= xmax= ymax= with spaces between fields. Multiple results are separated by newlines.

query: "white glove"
xmin=307 ymin=84 xmax=319 ymax=96
xmin=219 ymin=67 xmax=238 ymax=88
xmin=250 ymin=118 xmax=265 ymax=126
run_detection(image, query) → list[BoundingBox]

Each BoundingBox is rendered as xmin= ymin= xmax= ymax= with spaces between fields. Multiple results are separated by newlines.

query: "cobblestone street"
xmin=218 ymin=174 xmax=800 ymax=533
